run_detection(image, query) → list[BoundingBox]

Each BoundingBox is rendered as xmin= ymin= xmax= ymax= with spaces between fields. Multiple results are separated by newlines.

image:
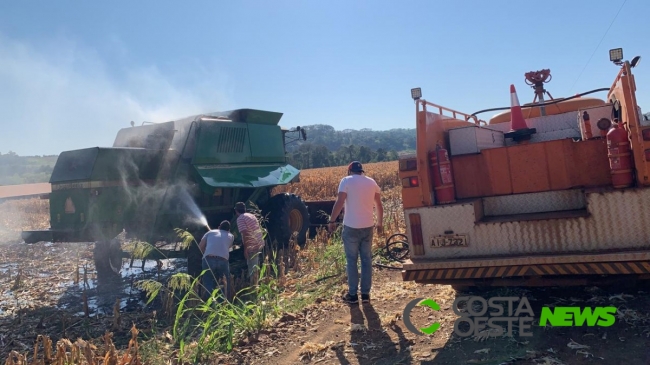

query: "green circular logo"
xmin=403 ymin=298 xmax=441 ymax=336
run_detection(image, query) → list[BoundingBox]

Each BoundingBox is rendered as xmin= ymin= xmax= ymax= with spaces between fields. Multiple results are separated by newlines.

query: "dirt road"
xmin=222 ymin=269 xmax=650 ymax=365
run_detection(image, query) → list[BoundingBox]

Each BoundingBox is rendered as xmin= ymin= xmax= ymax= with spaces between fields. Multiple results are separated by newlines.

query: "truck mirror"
xmin=301 ymin=129 xmax=307 ymax=140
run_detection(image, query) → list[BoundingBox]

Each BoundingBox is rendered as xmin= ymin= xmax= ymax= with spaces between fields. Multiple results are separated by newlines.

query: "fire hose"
xmin=468 ymin=87 xmax=611 ymax=117
xmin=372 ymin=233 xmax=409 ymax=270
xmin=325 ymin=224 xmax=409 ymax=270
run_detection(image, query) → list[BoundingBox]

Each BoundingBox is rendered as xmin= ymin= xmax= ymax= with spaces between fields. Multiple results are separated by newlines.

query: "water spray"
xmin=176 ymin=188 xmax=211 ymax=230
xmin=200 ymin=216 xmax=211 ymax=231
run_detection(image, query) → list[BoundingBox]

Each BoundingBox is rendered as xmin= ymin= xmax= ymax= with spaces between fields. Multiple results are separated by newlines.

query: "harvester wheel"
xmin=266 ymin=193 xmax=310 ymax=248
xmin=93 ymin=239 xmax=123 ymax=278
xmin=187 ymin=237 xmax=203 ymax=279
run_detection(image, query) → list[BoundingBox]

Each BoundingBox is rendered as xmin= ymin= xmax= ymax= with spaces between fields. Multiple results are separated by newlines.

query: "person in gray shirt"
xmin=198 ymin=220 xmax=234 ymax=301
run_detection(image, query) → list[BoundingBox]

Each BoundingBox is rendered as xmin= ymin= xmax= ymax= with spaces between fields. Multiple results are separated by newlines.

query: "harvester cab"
xmin=399 ymin=49 xmax=650 ymax=287
xmin=22 ymin=108 xmax=321 ymax=278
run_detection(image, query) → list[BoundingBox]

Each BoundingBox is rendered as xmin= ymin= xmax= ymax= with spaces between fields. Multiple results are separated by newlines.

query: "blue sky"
xmin=1 ymin=0 xmax=648 ymax=156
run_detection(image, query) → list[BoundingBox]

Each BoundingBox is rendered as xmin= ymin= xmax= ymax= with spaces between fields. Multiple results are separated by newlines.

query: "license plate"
xmin=431 ymin=234 xmax=468 ymax=248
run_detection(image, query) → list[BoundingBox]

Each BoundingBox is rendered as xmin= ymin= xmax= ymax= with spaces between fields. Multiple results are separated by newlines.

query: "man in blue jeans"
xmin=198 ymin=220 xmax=234 ymax=301
xmin=329 ymin=161 xmax=383 ymax=304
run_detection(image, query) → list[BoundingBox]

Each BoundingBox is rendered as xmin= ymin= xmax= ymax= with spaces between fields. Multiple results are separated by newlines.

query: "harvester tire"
xmin=266 ymin=193 xmax=310 ymax=248
xmin=187 ymin=235 xmax=204 ymax=279
xmin=93 ymin=239 xmax=122 ymax=278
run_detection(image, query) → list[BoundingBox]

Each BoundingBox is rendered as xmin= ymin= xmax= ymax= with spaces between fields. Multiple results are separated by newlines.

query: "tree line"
xmin=0 ymin=151 xmax=58 ymax=185
xmin=285 ymin=143 xmax=403 ymax=169
xmin=286 ymin=124 xmax=415 ymax=153
xmin=284 ymin=124 xmax=416 ymax=169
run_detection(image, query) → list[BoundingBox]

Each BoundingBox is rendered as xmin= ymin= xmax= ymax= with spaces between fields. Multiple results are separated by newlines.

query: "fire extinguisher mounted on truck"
xmin=399 ymin=48 xmax=650 ymax=287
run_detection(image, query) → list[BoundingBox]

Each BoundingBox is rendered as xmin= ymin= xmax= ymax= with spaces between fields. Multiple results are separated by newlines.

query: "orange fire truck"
xmin=398 ymin=48 xmax=650 ymax=287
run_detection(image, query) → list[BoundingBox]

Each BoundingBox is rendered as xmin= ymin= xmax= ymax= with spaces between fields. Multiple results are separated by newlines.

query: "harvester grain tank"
xmin=398 ymin=49 xmax=650 ymax=287
xmin=22 ymin=109 xmax=336 ymax=278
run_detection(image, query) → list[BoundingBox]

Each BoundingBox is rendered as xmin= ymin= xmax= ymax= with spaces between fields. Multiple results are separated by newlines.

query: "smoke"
xmin=0 ymin=32 xmax=234 ymax=239
xmin=75 ymin=135 xmax=213 ymax=243
xmin=106 ymin=151 xmax=201 ymax=240
xmin=0 ymin=33 xmax=233 ymax=156
xmin=0 ymin=33 xmax=230 ymax=241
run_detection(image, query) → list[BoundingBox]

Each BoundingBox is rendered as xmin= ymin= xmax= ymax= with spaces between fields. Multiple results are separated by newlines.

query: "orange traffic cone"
xmin=504 ymin=84 xmax=537 ymax=142
xmin=509 ymin=84 xmax=528 ymax=131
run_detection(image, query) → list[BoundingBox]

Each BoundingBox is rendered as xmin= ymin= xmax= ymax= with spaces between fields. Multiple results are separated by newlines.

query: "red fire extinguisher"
xmin=606 ymin=119 xmax=634 ymax=188
xmin=429 ymin=144 xmax=456 ymax=204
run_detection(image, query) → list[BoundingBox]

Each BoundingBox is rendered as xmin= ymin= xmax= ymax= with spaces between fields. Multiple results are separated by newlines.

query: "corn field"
xmin=273 ymin=161 xmax=401 ymax=201
xmin=0 ymin=198 xmax=49 ymax=243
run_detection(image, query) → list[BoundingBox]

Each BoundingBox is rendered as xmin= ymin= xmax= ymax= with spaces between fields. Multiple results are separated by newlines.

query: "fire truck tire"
xmin=93 ymin=239 xmax=123 ymax=278
xmin=266 ymin=193 xmax=310 ymax=248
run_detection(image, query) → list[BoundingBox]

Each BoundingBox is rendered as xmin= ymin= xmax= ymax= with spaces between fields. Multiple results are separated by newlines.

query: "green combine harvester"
xmin=22 ymin=109 xmax=335 ymax=278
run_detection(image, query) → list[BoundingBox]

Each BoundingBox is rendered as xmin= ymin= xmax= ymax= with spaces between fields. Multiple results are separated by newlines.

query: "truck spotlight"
xmin=609 ymin=48 xmax=623 ymax=64
xmin=631 ymin=56 xmax=642 ymax=68
xmin=411 ymin=88 xmax=422 ymax=100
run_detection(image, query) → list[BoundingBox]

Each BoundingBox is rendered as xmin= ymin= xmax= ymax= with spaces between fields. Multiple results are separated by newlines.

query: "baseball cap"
xmin=348 ymin=161 xmax=364 ymax=173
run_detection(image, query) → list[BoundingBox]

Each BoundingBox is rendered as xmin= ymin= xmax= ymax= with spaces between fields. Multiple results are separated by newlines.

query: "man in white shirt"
xmin=328 ymin=161 xmax=383 ymax=304
xmin=198 ymin=220 xmax=234 ymax=301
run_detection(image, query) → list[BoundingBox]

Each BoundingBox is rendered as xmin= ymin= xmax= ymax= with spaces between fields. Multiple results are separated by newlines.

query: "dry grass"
xmin=298 ymin=341 xmax=333 ymax=361
xmin=4 ymin=325 xmax=142 ymax=365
